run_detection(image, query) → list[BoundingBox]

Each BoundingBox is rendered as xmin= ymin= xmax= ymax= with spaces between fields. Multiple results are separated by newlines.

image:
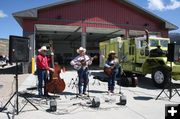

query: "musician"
xmin=70 ymin=47 xmax=92 ymax=95
xmin=154 ymin=45 xmax=164 ymax=56
xmin=104 ymin=51 xmax=119 ymax=93
xmin=150 ymin=45 xmax=165 ymax=57
xmin=36 ymin=46 xmax=54 ymax=97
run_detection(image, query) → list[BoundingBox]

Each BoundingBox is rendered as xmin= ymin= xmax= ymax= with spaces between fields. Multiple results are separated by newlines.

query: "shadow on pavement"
xmin=88 ymin=90 xmax=107 ymax=94
xmin=91 ymin=71 xmax=108 ymax=82
xmin=60 ymin=91 xmax=76 ymax=96
xmin=136 ymin=76 xmax=180 ymax=90
xmin=91 ymin=71 xmax=180 ymax=91
xmin=133 ymin=96 xmax=154 ymax=101
xmin=137 ymin=76 xmax=158 ymax=90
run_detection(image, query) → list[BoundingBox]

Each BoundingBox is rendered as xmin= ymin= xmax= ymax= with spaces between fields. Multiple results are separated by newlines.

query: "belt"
xmin=38 ymin=68 xmax=47 ymax=71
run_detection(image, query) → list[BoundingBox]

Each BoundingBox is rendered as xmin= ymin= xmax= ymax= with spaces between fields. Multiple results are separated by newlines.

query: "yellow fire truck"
xmin=99 ymin=36 xmax=180 ymax=88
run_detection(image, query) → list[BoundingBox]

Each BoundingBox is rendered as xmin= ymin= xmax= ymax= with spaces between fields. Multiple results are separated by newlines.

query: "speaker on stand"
xmin=0 ymin=35 xmax=38 ymax=115
xmin=156 ymin=42 xmax=180 ymax=100
xmin=9 ymin=36 xmax=29 ymax=63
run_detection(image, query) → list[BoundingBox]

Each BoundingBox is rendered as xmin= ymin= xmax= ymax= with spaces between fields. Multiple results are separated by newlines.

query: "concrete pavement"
xmin=0 ymin=70 xmax=180 ymax=119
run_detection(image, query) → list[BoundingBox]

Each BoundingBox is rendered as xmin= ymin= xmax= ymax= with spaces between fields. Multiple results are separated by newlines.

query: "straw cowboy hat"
xmin=77 ymin=47 xmax=86 ymax=54
xmin=109 ymin=50 xmax=116 ymax=54
xmin=38 ymin=46 xmax=47 ymax=52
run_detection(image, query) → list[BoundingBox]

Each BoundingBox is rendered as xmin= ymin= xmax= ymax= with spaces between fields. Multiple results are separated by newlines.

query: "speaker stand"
xmin=156 ymin=62 xmax=180 ymax=100
xmin=0 ymin=62 xmax=38 ymax=114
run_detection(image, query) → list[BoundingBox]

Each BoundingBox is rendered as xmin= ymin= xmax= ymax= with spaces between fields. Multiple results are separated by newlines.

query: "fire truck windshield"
xmin=150 ymin=40 xmax=158 ymax=47
xmin=160 ymin=40 xmax=169 ymax=47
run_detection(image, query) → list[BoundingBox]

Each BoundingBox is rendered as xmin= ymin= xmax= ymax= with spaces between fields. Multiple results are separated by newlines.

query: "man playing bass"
xmin=36 ymin=46 xmax=54 ymax=97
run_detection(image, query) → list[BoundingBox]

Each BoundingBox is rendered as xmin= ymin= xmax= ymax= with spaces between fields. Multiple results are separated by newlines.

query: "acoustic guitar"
xmin=104 ymin=67 xmax=113 ymax=76
xmin=104 ymin=59 xmax=119 ymax=76
xmin=73 ymin=55 xmax=98 ymax=70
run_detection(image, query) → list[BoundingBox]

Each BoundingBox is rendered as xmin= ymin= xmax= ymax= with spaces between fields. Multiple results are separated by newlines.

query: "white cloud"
xmin=147 ymin=0 xmax=180 ymax=11
xmin=0 ymin=10 xmax=7 ymax=18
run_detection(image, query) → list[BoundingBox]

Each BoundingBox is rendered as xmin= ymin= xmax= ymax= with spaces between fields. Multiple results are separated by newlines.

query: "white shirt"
xmin=70 ymin=55 xmax=92 ymax=69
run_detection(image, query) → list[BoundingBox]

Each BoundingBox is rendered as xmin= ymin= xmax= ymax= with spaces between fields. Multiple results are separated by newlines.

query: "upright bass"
xmin=46 ymin=41 xmax=65 ymax=94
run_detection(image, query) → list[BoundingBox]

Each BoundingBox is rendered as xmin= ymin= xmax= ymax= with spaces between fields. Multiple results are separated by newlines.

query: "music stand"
xmin=156 ymin=62 xmax=180 ymax=100
xmin=68 ymin=78 xmax=78 ymax=89
xmin=0 ymin=62 xmax=38 ymax=115
xmin=92 ymin=77 xmax=101 ymax=86
xmin=69 ymin=77 xmax=80 ymax=100
xmin=70 ymin=70 xmax=91 ymax=100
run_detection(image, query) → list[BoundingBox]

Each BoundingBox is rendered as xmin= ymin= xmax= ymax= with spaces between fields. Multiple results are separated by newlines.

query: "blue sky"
xmin=0 ymin=0 xmax=180 ymax=39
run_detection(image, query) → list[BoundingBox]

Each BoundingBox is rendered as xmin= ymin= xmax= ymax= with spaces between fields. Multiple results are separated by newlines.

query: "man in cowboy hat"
xmin=104 ymin=50 xmax=119 ymax=93
xmin=156 ymin=45 xmax=164 ymax=56
xmin=150 ymin=45 xmax=165 ymax=57
xmin=70 ymin=47 xmax=92 ymax=96
xmin=36 ymin=46 xmax=54 ymax=97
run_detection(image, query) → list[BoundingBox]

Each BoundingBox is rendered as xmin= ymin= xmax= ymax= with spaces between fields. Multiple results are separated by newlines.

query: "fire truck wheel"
xmin=152 ymin=68 xmax=170 ymax=88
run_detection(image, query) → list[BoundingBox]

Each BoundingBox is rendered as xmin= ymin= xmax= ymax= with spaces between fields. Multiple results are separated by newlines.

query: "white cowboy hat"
xmin=109 ymin=50 xmax=116 ymax=54
xmin=38 ymin=46 xmax=47 ymax=52
xmin=77 ymin=47 xmax=86 ymax=53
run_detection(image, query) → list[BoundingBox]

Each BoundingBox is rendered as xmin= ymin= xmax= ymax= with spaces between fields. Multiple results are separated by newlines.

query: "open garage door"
xmin=35 ymin=24 xmax=82 ymax=65
xmin=35 ymin=24 xmax=125 ymax=66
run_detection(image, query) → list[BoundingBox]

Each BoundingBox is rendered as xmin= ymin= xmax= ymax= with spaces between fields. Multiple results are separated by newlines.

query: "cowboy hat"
xmin=77 ymin=47 xmax=86 ymax=53
xmin=38 ymin=46 xmax=47 ymax=52
xmin=109 ymin=50 xmax=116 ymax=54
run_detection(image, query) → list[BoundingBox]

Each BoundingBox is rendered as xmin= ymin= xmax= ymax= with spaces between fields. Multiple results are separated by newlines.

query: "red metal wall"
xmin=22 ymin=0 xmax=168 ymax=37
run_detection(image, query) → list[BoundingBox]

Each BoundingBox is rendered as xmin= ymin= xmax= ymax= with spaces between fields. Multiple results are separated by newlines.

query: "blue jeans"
xmin=108 ymin=71 xmax=117 ymax=91
xmin=77 ymin=68 xmax=89 ymax=94
xmin=37 ymin=69 xmax=48 ymax=96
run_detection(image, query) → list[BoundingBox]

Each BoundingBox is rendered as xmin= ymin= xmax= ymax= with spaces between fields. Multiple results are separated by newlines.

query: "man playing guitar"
xmin=70 ymin=47 xmax=93 ymax=96
xmin=104 ymin=51 xmax=119 ymax=94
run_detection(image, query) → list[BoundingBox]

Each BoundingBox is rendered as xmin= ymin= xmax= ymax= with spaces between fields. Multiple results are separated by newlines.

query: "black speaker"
xmin=9 ymin=35 xmax=30 ymax=63
xmin=167 ymin=43 xmax=180 ymax=62
xmin=119 ymin=95 xmax=127 ymax=105
xmin=91 ymin=97 xmax=100 ymax=108
xmin=50 ymin=99 xmax=57 ymax=112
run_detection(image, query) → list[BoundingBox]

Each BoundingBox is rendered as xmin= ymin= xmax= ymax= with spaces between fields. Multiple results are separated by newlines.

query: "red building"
xmin=13 ymin=0 xmax=178 ymax=72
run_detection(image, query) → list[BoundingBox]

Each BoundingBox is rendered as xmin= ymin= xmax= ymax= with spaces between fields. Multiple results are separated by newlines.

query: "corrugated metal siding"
xmin=23 ymin=0 xmax=167 ymax=36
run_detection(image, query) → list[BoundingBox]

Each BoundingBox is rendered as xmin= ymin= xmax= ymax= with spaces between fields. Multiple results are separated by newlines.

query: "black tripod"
xmin=68 ymin=78 xmax=78 ymax=89
xmin=0 ymin=62 xmax=38 ymax=115
xmin=69 ymin=77 xmax=80 ymax=99
xmin=92 ymin=77 xmax=101 ymax=86
xmin=156 ymin=62 xmax=180 ymax=100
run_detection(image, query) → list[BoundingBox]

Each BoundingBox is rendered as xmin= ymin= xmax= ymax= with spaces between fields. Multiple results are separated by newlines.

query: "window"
xmin=150 ymin=40 xmax=158 ymax=47
xmin=160 ymin=40 xmax=168 ymax=47
xmin=136 ymin=39 xmax=147 ymax=48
